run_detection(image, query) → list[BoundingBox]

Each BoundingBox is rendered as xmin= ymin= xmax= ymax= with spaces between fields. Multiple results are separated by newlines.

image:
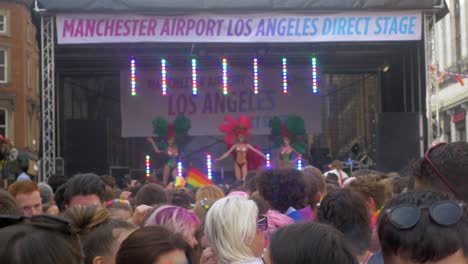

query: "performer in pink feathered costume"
xmin=216 ymin=115 xmax=267 ymax=182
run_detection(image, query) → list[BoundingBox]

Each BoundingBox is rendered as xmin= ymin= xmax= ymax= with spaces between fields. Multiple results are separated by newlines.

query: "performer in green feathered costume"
xmin=147 ymin=114 xmax=190 ymax=186
xmin=269 ymin=116 xmax=307 ymax=168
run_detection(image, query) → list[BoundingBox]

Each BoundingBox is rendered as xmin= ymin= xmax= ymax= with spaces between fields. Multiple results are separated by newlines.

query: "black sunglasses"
xmin=423 ymin=143 xmax=461 ymax=199
xmin=0 ymin=214 xmax=73 ymax=234
xmin=385 ymin=200 xmax=464 ymax=230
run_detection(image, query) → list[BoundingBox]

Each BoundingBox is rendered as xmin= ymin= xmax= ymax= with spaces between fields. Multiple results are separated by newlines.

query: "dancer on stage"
xmin=216 ymin=115 xmax=267 ymax=182
xmin=269 ymin=116 xmax=306 ymax=168
xmin=147 ymin=114 xmax=190 ymax=186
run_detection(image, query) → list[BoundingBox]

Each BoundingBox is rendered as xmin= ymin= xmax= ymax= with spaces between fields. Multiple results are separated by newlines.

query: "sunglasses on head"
xmin=423 ymin=143 xmax=461 ymax=199
xmin=385 ymin=200 xmax=464 ymax=230
xmin=0 ymin=214 xmax=73 ymax=234
xmin=257 ymin=216 xmax=268 ymax=232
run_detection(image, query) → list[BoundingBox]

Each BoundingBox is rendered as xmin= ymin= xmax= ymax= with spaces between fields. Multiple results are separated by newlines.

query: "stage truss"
xmin=39 ymin=15 xmax=56 ymax=182
xmin=37 ymin=12 xmax=441 ymax=180
xmin=424 ymin=13 xmax=442 ymax=145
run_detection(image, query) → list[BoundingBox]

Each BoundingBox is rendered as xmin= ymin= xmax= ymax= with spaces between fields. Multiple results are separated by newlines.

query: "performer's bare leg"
xmin=162 ymin=165 xmax=171 ymax=186
xmin=241 ymin=165 xmax=248 ymax=182
xmin=234 ymin=165 xmax=242 ymax=182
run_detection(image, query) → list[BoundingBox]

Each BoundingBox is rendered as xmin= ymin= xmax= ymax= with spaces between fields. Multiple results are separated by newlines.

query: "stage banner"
xmin=120 ymin=66 xmax=322 ymax=137
xmin=58 ymin=11 xmax=422 ymax=44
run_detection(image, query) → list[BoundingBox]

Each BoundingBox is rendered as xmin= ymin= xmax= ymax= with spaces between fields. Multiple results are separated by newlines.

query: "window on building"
xmin=0 ymin=14 xmax=5 ymax=34
xmin=0 ymin=49 xmax=7 ymax=83
xmin=27 ymin=22 xmax=31 ymax=43
xmin=27 ymin=55 xmax=31 ymax=89
xmin=0 ymin=108 xmax=7 ymax=137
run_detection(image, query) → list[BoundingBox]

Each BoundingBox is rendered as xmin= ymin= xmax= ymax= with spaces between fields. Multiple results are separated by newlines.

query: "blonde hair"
xmin=204 ymin=196 xmax=258 ymax=264
xmin=195 ymin=185 xmax=225 ymax=202
xmin=63 ymin=205 xmax=111 ymax=236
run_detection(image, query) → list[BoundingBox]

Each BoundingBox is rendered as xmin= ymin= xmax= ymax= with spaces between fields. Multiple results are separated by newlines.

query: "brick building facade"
xmin=0 ymin=0 xmax=39 ymax=154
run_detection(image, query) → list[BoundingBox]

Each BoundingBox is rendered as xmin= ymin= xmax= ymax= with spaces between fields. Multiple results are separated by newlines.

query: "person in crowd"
xmin=64 ymin=205 xmax=137 ymax=264
xmin=243 ymin=171 xmax=258 ymax=194
xmin=264 ymin=209 xmax=294 ymax=241
xmin=54 ymin=183 xmax=67 ymax=212
xmin=193 ymin=185 xmax=225 ymax=222
xmin=38 ymin=182 xmax=59 ymax=215
xmin=413 ymin=142 xmax=468 ymax=202
xmin=257 ymin=168 xmax=306 ymax=221
xmin=317 ymin=189 xmax=373 ymax=263
xmin=393 ymin=176 xmax=414 ymax=196
xmin=167 ymin=188 xmax=196 ymax=209
xmin=377 ymin=191 xmax=468 ymax=264
xmin=106 ymin=199 xmax=134 ymax=221
xmin=132 ymin=183 xmax=168 ymax=208
xmin=300 ymin=165 xmax=326 ymax=221
xmin=0 ymin=189 xmax=22 ymax=215
xmin=347 ymin=174 xmax=387 ymax=252
xmin=347 ymin=175 xmax=386 ymax=224
xmin=325 ymin=160 xmax=349 ymax=187
xmin=0 ymin=214 xmax=83 ymax=264
xmin=326 ymin=173 xmax=341 ymax=189
xmin=16 ymin=159 xmax=32 ymax=181
xmin=250 ymin=191 xmax=269 ymax=216
xmin=204 ymin=196 xmax=266 ymax=264
xmin=63 ymin=173 xmax=106 ymax=208
xmin=116 ymin=225 xmax=196 ymax=264
xmin=263 ymin=222 xmax=358 ymax=264
xmin=145 ymin=205 xmax=201 ymax=248
xmin=8 ymin=180 xmax=43 ymax=216
xmin=47 ymin=174 xmax=68 ymax=193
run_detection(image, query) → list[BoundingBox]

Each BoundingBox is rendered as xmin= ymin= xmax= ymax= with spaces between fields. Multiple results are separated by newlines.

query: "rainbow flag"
xmin=186 ymin=167 xmax=214 ymax=188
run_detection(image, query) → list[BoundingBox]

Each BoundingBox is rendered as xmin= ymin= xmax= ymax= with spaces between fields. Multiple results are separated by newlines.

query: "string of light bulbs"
xmin=282 ymin=58 xmax=288 ymax=94
xmin=222 ymin=58 xmax=229 ymax=95
xmin=130 ymin=58 xmax=137 ymax=96
xmin=177 ymin=161 xmax=183 ymax=177
xmin=192 ymin=58 xmax=198 ymax=95
xmin=206 ymin=154 xmax=213 ymax=180
xmin=161 ymin=58 xmax=168 ymax=96
xmin=253 ymin=58 xmax=259 ymax=94
xmin=145 ymin=155 xmax=151 ymax=177
xmin=312 ymin=57 xmax=318 ymax=94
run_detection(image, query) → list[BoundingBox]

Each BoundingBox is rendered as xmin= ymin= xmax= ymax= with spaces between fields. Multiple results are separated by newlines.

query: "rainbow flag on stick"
xmin=186 ymin=167 xmax=215 ymax=188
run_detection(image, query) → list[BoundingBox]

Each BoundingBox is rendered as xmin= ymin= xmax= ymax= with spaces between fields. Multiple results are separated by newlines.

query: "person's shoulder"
xmin=324 ymin=169 xmax=337 ymax=176
xmin=367 ymin=252 xmax=384 ymax=264
xmin=241 ymin=259 xmax=264 ymax=264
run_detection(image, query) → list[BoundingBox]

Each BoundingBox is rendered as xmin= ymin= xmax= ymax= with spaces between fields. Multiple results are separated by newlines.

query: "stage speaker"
xmin=376 ymin=112 xmax=420 ymax=171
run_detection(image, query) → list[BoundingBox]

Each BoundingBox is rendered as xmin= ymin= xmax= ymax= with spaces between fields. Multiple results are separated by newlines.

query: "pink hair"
xmin=265 ymin=210 xmax=294 ymax=239
xmin=145 ymin=205 xmax=201 ymax=240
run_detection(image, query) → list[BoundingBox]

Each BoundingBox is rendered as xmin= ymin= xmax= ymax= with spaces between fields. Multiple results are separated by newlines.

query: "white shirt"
xmin=325 ymin=169 xmax=349 ymax=180
xmin=240 ymin=260 xmax=264 ymax=264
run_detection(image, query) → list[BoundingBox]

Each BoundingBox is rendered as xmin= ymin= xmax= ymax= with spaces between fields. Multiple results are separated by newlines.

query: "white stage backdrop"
xmin=120 ymin=66 xmax=322 ymax=137
xmin=58 ymin=11 xmax=422 ymax=44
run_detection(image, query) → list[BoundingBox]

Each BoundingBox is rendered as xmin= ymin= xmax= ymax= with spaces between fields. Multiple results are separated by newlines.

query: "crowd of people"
xmin=0 ymin=142 xmax=468 ymax=264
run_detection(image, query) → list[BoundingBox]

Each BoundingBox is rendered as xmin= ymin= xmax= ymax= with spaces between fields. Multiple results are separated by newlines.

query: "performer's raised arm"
xmin=247 ymin=144 xmax=267 ymax=160
xmin=216 ymin=145 xmax=236 ymax=162
xmin=147 ymin=137 xmax=162 ymax=153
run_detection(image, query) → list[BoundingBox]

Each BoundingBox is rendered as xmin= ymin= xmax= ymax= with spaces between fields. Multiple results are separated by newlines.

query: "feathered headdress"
xmin=269 ymin=116 xmax=307 ymax=154
xmin=151 ymin=114 xmax=191 ymax=149
xmin=219 ymin=115 xmax=253 ymax=145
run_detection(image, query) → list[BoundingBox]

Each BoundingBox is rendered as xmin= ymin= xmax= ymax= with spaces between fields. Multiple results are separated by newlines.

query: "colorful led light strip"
xmin=266 ymin=153 xmax=271 ymax=168
xmin=282 ymin=58 xmax=288 ymax=94
xmin=206 ymin=154 xmax=213 ymax=180
xmin=192 ymin=58 xmax=198 ymax=95
xmin=161 ymin=58 xmax=168 ymax=96
xmin=253 ymin=58 xmax=259 ymax=94
xmin=297 ymin=156 xmax=303 ymax=171
xmin=145 ymin=155 xmax=151 ymax=177
xmin=312 ymin=57 xmax=318 ymax=94
xmin=177 ymin=161 xmax=183 ymax=178
xmin=130 ymin=58 xmax=136 ymax=96
xmin=222 ymin=58 xmax=229 ymax=95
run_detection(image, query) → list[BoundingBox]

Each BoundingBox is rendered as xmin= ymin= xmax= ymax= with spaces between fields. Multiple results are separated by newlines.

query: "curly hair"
xmin=413 ymin=142 xmax=468 ymax=202
xmin=347 ymin=173 xmax=386 ymax=210
xmin=256 ymin=168 xmax=306 ymax=212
